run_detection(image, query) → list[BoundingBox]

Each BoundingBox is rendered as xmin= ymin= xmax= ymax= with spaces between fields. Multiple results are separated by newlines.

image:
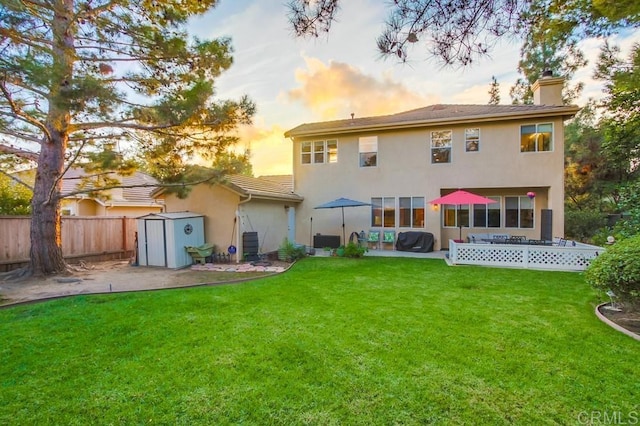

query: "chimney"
xmin=532 ymin=70 xmax=564 ymax=106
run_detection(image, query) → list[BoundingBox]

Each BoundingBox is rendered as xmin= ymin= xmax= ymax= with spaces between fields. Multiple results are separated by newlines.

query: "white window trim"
xmin=471 ymin=196 xmax=502 ymax=228
xmin=430 ymin=130 xmax=453 ymax=164
xmin=504 ymin=195 xmax=535 ymax=229
xmin=371 ymin=196 xmax=396 ymax=228
xmin=359 ymin=136 xmax=378 ymax=168
xmin=465 ymin=128 xmax=480 ymax=152
xmin=442 ymin=204 xmax=470 ymax=228
xmin=520 ymin=123 xmax=554 ymax=153
xmin=399 ymin=196 xmax=426 ymax=228
xmin=301 ymin=140 xmax=338 ymax=164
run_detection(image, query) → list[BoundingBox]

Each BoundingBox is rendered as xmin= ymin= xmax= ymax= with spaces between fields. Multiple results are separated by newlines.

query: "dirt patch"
xmin=598 ymin=304 xmax=640 ymax=336
xmin=0 ymin=259 xmax=290 ymax=306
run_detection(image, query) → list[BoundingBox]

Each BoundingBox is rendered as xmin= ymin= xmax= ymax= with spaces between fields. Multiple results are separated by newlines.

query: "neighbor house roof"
xmin=284 ymin=103 xmax=581 ymax=138
xmin=61 ymin=168 xmax=163 ymax=207
xmin=257 ymin=175 xmax=294 ymax=192
xmin=223 ymin=174 xmax=302 ymax=202
xmin=149 ymin=174 xmax=302 ymax=203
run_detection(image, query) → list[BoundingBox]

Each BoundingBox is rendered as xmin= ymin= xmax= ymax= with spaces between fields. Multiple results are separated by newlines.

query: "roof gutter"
xmin=285 ymin=106 xmax=581 ymax=139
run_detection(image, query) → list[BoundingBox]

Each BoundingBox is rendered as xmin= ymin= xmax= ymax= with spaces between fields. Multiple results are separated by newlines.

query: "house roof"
xmin=61 ymin=168 xmax=162 ymax=207
xmin=284 ymin=103 xmax=581 ymax=138
xmin=257 ymin=175 xmax=294 ymax=192
xmin=223 ymin=174 xmax=302 ymax=202
xmin=149 ymin=174 xmax=302 ymax=203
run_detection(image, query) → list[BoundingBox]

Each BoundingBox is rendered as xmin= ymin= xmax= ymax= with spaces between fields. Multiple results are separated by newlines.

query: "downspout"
xmin=236 ymin=194 xmax=252 ymax=263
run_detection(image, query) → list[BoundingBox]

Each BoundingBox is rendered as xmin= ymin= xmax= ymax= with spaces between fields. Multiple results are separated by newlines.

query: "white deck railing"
xmin=448 ymin=239 xmax=604 ymax=271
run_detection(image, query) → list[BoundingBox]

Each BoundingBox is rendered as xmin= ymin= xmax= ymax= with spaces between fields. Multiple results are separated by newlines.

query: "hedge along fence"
xmin=0 ymin=216 xmax=137 ymax=271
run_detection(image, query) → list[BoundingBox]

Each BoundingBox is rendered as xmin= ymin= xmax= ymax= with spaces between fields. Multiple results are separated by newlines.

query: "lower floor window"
xmin=472 ymin=197 xmax=501 ymax=227
xmin=505 ymin=196 xmax=534 ymax=228
xmin=371 ymin=197 xmax=396 ymax=227
xmin=399 ymin=197 xmax=425 ymax=228
xmin=372 ymin=196 xmax=426 ymax=228
xmin=443 ymin=204 xmax=469 ymax=227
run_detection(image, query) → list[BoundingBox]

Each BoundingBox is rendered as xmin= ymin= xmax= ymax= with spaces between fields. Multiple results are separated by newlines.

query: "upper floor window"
xmin=505 ymin=196 xmax=534 ymax=228
xmin=431 ymin=130 xmax=452 ymax=163
xmin=520 ymin=123 xmax=552 ymax=152
xmin=359 ymin=136 xmax=377 ymax=167
xmin=301 ymin=140 xmax=338 ymax=164
xmin=465 ymin=128 xmax=480 ymax=152
xmin=327 ymin=140 xmax=338 ymax=163
xmin=399 ymin=197 xmax=425 ymax=228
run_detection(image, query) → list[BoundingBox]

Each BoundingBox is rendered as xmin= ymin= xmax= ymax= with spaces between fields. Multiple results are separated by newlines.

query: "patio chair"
xmin=382 ymin=230 xmax=396 ymax=250
xmin=367 ymin=230 xmax=380 ymax=249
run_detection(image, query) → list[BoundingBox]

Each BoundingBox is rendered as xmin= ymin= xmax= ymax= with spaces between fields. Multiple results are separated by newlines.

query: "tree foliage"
xmin=0 ymin=173 xmax=32 ymax=215
xmin=564 ymin=104 xmax=609 ymax=211
xmin=563 ymin=43 xmax=640 ymax=241
xmin=509 ymin=37 xmax=586 ymax=104
xmin=287 ymin=0 xmax=640 ymax=67
xmin=211 ymin=149 xmax=253 ymax=177
xmin=0 ymin=0 xmax=255 ymax=275
xmin=488 ymin=76 xmax=500 ymax=105
xmin=595 ymin=42 xmax=640 ymax=186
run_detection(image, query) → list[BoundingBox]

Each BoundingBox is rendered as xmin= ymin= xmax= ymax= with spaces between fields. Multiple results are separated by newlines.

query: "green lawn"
xmin=1 ymin=258 xmax=638 ymax=424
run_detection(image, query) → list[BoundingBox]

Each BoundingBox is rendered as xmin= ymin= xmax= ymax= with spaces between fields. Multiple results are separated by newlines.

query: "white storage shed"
xmin=137 ymin=212 xmax=205 ymax=269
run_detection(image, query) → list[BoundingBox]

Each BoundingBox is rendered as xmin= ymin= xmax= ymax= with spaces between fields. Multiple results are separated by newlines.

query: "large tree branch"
xmin=48 ymin=138 xmax=91 ymax=205
xmin=72 ymin=119 xmax=200 ymax=133
xmin=60 ymin=173 xmax=224 ymax=199
xmin=21 ymin=0 xmax=50 ymax=7
xmin=0 ymin=81 xmax=51 ymax=141
xmin=0 ymin=142 xmax=40 ymax=161
xmin=0 ymin=169 xmax=34 ymax=191
xmin=0 ymin=27 xmax=54 ymax=50
xmin=0 ymin=128 xmax=43 ymax=145
xmin=2 ymin=75 xmax=50 ymax=99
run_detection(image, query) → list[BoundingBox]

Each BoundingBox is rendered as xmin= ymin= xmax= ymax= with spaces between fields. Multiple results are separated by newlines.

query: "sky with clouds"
xmin=189 ymin=0 xmax=640 ymax=176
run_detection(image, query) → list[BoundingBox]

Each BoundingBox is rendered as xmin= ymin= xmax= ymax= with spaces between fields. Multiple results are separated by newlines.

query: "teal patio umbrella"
xmin=315 ymin=197 xmax=371 ymax=244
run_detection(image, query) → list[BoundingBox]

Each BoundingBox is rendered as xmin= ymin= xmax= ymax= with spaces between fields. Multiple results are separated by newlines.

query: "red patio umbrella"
xmin=429 ymin=190 xmax=497 ymax=241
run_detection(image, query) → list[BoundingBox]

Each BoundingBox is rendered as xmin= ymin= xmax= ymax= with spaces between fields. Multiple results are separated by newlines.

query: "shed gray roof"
xmin=285 ymin=103 xmax=580 ymax=138
xmin=138 ymin=212 xmax=203 ymax=220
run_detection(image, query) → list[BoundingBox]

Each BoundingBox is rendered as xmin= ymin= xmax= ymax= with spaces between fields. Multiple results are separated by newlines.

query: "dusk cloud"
xmin=286 ymin=57 xmax=438 ymax=120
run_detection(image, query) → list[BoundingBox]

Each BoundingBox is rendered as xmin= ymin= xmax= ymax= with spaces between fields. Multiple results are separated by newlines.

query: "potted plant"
xmin=336 ymin=245 xmax=345 ymax=257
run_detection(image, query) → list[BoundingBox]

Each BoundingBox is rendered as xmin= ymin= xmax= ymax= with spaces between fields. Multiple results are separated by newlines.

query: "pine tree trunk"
xmin=29 ymin=135 xmax=67 ymax=276
xmin=27 ymin=0 xmax=74 ymax=276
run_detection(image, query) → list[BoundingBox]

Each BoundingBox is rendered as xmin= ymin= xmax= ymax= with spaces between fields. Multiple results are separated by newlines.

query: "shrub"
xmin=564 ymin=209 xmax=606 ymax=242
xmin=584 ymin=235 xmax=640 ymax=309
xmin=343 ymin=242 xmax=367 ymax=258
xmin=277 ymin=239 xmax=306 ymax=262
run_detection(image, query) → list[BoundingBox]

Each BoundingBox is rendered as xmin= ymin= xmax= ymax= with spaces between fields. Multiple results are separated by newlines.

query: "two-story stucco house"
xmin=285 ymin=75 xmax=580 ymax=250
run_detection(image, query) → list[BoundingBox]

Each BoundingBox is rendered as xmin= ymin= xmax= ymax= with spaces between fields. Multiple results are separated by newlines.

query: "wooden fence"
xmin=0 ymin=216 xmax=137 ymax=271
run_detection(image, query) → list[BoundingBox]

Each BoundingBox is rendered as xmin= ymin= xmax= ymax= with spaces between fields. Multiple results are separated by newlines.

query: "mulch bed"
xmin=598 ymin=304 xmax=640 ymax=335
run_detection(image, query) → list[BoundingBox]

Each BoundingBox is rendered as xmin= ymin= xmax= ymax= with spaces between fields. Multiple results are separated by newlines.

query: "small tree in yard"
xmin=585 ymin=235 xmax=640 ymax=311
xmin=0 ymin=173 xmax=31 ymax=215
xmin=0 ymin=1 xmax=254 ymax=276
